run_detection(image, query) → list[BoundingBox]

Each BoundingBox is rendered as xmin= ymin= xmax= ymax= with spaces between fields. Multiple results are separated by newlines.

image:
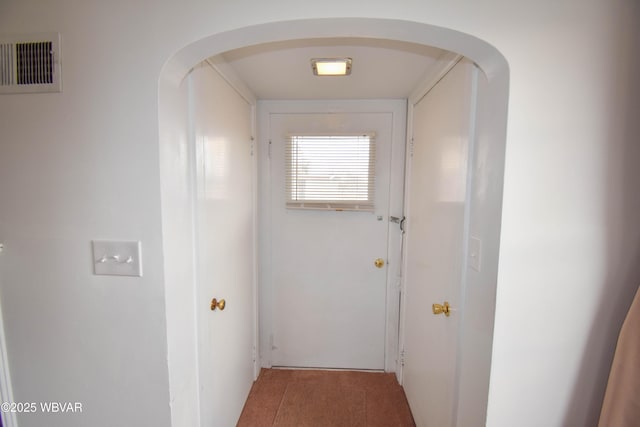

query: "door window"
xmin=285 ymin=134 xmax=376 ymax=211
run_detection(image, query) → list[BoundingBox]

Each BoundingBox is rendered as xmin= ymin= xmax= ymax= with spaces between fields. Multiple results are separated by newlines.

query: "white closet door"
xmin=403 ymin=59 xmax=476 ymax=427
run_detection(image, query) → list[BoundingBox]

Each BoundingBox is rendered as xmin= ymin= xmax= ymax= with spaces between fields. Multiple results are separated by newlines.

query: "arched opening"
xmin=158 ymin=17 xmax=509 ymax=426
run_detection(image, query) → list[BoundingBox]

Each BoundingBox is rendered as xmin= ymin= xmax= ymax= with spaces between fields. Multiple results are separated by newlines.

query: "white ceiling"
xmin=217 ymin=38 xmax=446 ymax=100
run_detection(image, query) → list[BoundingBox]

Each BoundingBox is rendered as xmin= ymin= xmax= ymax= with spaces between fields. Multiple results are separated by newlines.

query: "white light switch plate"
xmin=469 ymin=236 xmax=481 ymax=272
xmin=92 ymin=240 xmax=142 ymax=277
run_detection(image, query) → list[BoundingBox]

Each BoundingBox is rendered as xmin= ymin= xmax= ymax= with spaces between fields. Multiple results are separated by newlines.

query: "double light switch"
xmin=92 ymin=240 xmax=142 ymax=277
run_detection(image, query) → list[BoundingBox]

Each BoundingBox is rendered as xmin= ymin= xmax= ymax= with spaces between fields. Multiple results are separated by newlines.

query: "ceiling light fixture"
xmin=311 ymin=58 xmax=352 ymax=76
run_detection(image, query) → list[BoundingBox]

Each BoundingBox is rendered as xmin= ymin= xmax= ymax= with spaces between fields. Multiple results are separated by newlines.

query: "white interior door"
xmin=402 ymin=60 xmax=476 ymax=426
xmin=190 ymin=64 xmax=255 ymax=427
xmin=268 ymin=111 xmax=393 ymax=370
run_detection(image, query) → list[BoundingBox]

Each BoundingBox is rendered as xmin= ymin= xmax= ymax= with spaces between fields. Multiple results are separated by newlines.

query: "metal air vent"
xmin=0 ymin=33 xmax=61 ymax=94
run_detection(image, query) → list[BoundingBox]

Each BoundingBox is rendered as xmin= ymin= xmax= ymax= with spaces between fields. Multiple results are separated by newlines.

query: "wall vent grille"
xmin=0 ymin=33 xmax=61 ymax=94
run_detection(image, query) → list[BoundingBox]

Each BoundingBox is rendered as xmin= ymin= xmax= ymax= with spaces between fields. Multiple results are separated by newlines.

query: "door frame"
xmin=257 ymin=99 xmax=407 ymax=373
xmin=0 ymin=244 xmax=17 ymax=427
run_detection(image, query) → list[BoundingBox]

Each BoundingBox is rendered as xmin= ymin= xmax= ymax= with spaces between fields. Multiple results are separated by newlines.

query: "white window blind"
xmin=286 ymin=133 xmax=376 ymax=211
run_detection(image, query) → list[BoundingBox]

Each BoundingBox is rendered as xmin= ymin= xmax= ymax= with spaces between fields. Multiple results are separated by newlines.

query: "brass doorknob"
xmin=211 ymin=298 xmax=226 ymax=311
xmin=432 ymin=301 xmax=451 ymax=317
xmin=374 ymin=258 xmax=385 ymax=268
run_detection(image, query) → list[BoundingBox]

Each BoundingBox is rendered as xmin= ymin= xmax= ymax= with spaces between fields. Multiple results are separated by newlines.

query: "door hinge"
xmin=409 ymin=137 xmax=415 ymax=158
xmin=252 ymin=346 xmax=257 ymax=363
xmin=268 ymin=139 xmax=272 ymax=158
xmin=400 ymin=349 xmax=406 ymax=367
xmin=250 ymin=136 xmax=255 ymax=156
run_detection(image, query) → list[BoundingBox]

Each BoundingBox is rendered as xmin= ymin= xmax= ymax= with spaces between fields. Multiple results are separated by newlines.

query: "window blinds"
xmin=285 ymin=134 xmax=376 ymax=211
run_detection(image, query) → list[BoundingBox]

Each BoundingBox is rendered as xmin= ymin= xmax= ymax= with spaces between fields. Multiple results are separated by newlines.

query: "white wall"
xmin=0 ymin=2 xmax=638 ymax=427
xmin=485 ymin=3 xmax=640 ymax=425
xmin=0 ymin=3 xmax=173 ymax=426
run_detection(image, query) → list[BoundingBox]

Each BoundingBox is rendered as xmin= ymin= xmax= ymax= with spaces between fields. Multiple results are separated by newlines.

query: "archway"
xmin=158 ymin=17 xmax=509 ymax=426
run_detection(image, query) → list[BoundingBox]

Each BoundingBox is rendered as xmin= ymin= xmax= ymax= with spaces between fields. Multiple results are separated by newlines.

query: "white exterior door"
xmin=402 ymin=60 xmax=477 ymax=426
xmin=267 ymin=110 xmax=394 ymax=370
xmin=190 ymin=64 xmax=255 ymax=427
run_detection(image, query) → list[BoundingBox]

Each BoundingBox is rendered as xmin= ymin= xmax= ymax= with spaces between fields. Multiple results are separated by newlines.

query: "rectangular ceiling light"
xmin=311 ymin=58 xmax=352 ymax=76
